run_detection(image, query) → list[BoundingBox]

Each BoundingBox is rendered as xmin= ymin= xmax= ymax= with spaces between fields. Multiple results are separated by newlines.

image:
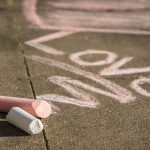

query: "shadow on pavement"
xmin=0 ymin=113 xmax=29 ymax=137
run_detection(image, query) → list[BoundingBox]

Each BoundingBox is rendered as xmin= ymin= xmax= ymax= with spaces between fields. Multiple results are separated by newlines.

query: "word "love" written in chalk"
xmin=25 ymin=31 xmax=150 ymax=110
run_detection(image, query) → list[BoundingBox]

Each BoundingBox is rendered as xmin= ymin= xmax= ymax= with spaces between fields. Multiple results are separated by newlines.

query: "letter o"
xmin=69 ymin=49 xmax=117 ymax=66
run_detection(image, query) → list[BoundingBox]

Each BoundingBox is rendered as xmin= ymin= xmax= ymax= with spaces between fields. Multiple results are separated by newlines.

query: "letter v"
xmin=100 ymin=57 xmax=150 ymax=76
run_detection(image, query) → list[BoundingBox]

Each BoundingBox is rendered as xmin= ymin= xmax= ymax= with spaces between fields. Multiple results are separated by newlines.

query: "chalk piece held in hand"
xmin=6 ymin=107 xmax=43 ymax=135
xmin=0 ymin=96 xmax=51 ymax=118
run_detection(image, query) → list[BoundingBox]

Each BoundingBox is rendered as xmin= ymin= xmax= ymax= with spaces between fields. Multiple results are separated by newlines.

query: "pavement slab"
xmin=0 ymin=1 xmax=48 ymax=150
xmin=23 ymin=33 xmax=150 ymax=149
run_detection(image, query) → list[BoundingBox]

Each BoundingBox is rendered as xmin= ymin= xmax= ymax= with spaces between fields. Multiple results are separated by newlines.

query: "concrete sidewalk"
xmin=0 ymin=0 xmax=150 ymax=150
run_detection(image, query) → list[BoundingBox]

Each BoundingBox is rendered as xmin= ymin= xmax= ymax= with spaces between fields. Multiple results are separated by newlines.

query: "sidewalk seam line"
xmin=22 ymin=53 xmax=50 ymax=150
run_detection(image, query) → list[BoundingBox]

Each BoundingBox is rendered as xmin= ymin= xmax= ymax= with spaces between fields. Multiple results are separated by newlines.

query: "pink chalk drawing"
xmin=70 ymin=50 xmax=117 ymax=66
xmin=25 ymin=32 xmax=150 ymax=77
xmin=26 ymin=55 xmax=135 ymax=104
xmin=49 ymin=1 xmax=146 ymax=11
xmin=100 ymin=57 xmax=150 ymax=76
xmin=23 ymin=0 xmax=150 ymax=112
xmin=24 ymin=31 xmax=150 ymax=111
xmin=22 ymin=0 xmax=44 ymax=28
xmin=37 ymin=76 xmax=99 ymax=108
xmin=22 ymin=0 xmax=150 ymax=35
xmin=130 ymin=76 xmax=150 ymax=97
xmin=25 ymin=31 xmax=76 ymax=55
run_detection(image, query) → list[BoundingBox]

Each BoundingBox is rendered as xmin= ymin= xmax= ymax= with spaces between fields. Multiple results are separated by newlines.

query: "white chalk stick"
xmin=6 ymin=107 xmax=43 ymax=135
